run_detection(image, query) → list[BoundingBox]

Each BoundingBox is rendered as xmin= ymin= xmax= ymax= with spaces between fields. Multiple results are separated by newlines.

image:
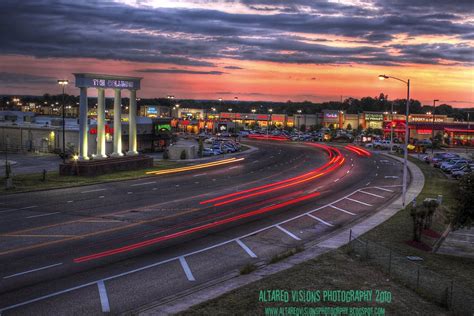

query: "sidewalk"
xmin=136 ymin=155 xmax=425 ymax=315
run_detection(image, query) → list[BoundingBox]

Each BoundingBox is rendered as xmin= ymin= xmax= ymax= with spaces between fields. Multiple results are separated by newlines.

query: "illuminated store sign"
xmin=410 ymin=116 xmax=444 ymax=123
xmin=365 ymin=113 xmax=383 ymax=121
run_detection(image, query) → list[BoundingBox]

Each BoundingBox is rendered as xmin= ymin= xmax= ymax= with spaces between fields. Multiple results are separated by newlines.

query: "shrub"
xmin=180 ymin=150 xmax=187 ymax=160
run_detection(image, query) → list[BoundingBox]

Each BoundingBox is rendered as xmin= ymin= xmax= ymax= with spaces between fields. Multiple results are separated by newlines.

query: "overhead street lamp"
xmin=431 ymin=99 xmax=439 ymax=156
xmin=57 ymin=79 xmax=69 ymax=163
xmin=378 ymin=74 xmax=410 ymax=207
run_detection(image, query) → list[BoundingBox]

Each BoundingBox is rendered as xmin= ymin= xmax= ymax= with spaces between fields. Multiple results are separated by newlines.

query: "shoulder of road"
xmin=134 ymin=153 xmax=426 ymax=315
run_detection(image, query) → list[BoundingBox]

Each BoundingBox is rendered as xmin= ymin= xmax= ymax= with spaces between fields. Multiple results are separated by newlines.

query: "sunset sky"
xmin=0 ymin=0 xmax=473 ymax=107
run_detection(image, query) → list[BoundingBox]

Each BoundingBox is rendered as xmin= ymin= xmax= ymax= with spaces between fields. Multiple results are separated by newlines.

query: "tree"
xmin=409 ymin=200 xmax=438 ymax=241
xmin=448 ymin=173 xmax=474 ymax=230
xmin=162 ymin=150 xmax=169 ymax=159
xmin=346 ymin=123 xmax=352 ymax=131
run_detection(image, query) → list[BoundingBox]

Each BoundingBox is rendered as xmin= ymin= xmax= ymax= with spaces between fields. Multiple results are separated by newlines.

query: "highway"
xmin=0 ymin=140 xmax=405 ymax=315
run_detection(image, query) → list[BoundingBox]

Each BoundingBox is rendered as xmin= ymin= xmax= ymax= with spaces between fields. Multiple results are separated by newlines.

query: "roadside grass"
xmin=361 ymin=156 xmax=474 ymax=290
xmin=0 ymin=160 xmax=180 ymax=194
xmin=180 ymin=250 xmax=447 ymax=316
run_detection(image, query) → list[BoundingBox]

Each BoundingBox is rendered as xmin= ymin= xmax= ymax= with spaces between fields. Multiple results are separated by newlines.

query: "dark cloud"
xmin=223 ymin=66 xmax=244 ymax=69
xmin=0 ymin=0 xmax=472 ymax=69
xmin=0 ymin=72 xmax=56 ymax=86
xmin=136 ymin=68 xmax=225 ymax=75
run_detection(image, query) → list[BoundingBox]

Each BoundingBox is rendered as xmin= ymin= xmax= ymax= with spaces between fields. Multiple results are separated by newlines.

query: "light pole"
xmin=268 ymin=108 xmax=273 ymax=137
xmin=57 ymin=79 xmax=69 ymax=163
xmin=379 ymin=74 xmax=410 ymax=207
xmin=431 ymin=99 xmax=439 ymax=156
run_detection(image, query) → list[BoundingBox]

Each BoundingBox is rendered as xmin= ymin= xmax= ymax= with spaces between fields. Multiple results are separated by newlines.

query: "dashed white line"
xmin=236 ymin=239 xmax=257 ymax=258
xmin=0 ymin=205 xmax=38 ymax=214
xmin=127 ymin=192 xmax=133 ymax=195
xmin=192 ymin=173 xmax=207 ymax=177
xmin=252 ymin=160 xmax=259 ymax=163
xmin=228 ymin=166 xmax=239 ymax=170
xmin=130 ymin=181 xmax=156 ymax=187
xmin=384 ymin=176 xmax=399 ymax=179
xmin=98 ymin=196 xmax=105 ymax=199
xmin=81 ymin=188 xmax=106 ymax=194
xmin=358 ymin=190 xmax=385 ymax=199
xmin=345 ymin=197 xmax=373 ymax=206
xmin=276 ymin=225 xmax=301 ymax=240
xmin=307 ymin=214 xmax=334 ymax=227
xmin=329 ymin=205 xmax=356 ymax=216
xmin=373 ymin=187 xmax=393 ymax=192
xmin=179 ymin=256 xmax=195 ymax=281
xmin=152 ymin=188 xmax=158 ymax=191
xmin=3 ymin=263 xmax=63 ymax=279
xmin=67 ymin=200 xmax=74 ymax=203
xmin=97 ymin=281 xmax=110 ymax=313
xmin=334 ymin=178 xmax=340 ymax=182
xmin=26 ymin=212 xmax=61 ymax=219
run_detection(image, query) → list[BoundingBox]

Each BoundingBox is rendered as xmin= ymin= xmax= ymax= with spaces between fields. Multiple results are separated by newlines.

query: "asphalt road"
xmin=0 ymin=140 xmax=405 ymax=315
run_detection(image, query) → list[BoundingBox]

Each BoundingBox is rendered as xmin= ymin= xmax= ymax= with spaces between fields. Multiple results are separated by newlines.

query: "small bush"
xmin=162 ymin=150 xmax=169 ymax=160
xmin=240 ymin=263 xmax=257 ymax=275
xmin=180 ymin=150 xmax=186 ymax=160
xmin=269 ymin=246 xmax=304 ymax=264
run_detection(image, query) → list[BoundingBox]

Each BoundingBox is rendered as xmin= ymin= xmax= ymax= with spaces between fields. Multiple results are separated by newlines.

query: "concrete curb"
xmin=134 ymin=154 xmax=425 ymax=315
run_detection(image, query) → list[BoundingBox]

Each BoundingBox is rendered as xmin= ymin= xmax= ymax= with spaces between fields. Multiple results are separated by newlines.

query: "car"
xmin=452 ymin=165 xmax=472 ymax=178
xmin=441 ymin=159 xmax=468 ymax=172
xmin=202 ymin=148 xmax=217 ymax=156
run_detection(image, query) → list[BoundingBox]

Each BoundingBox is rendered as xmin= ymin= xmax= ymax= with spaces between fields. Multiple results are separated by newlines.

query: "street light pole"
xmin=431 ymin=99 xmax=439 ymax=156
xmin=57 ymin=79 xmax=69 ymax=163
xmin=379 ymin=75 xmax=410 ymax=207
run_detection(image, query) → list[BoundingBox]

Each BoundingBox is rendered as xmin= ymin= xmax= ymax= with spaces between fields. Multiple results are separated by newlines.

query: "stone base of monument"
xmin=59 ymin=155 xmax=154 ymax=176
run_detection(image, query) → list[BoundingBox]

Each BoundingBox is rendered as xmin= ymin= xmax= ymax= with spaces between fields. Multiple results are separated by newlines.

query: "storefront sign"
xmin=90 ymin=125 xmax=114 ymax=135
xmin=410 ymin=116 xmax=444 ymax=123
xmin=365 ymin=113 xmax=383 ymax=121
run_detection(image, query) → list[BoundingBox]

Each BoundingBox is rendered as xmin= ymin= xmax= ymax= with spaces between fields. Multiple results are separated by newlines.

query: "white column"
xmin=96 ymin=88 xmax=107 ymax=158
xmin=111 ymin=89 xmax=123 ymax=157
xmin=127 ymin=89 xmax=138 ymax=155
xmin=78 ymin=87 xmax=89 ymax=160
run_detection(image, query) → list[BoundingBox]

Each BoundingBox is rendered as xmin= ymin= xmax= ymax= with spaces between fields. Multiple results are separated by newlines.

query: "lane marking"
xmin=358 ymin=190 xmax=385 ymax=199
xmin=228 ymin=166 xmax=239 ymax=170
xmin=192 ymin=173 xmax=207 ymax=177
xmin=25 ymin=212 xmax=60 ymax=219
xmin=252 ymin=160 xmax=259 ymax=163
xmin=307 ymin=214 xmax=334 ymax=227
xmin=236 ymin=239 xmax=257 ymax=258
xmin=334 ymin=178 xmax=340 ymax=182
xmin=2 ymin=234 xmax=79 ymax=238
xmin=131 ymin=181 xmax=156 ymax=187
xmin=329 ymin=205 xmax=356 ymax=216
xmin=81 ymin=188 xmax=106 ymax=194
xmin=384 ymin=176 xmax=399 ymax=179
xmin=127 ymin=192 xmax=133 ymax=195
xmin=97 ymin=281 xmax=110 ymax=313
xmin=365 ymin=182 xmax=371 ymax=186
xmin=179 ymin=256 xmax=195 ymax=281
xmin=3 ymin=262 xmax=63 ymax=279
xmin=0 ymin=205 xmax=38 ymax=214
xmin=345 ymin=197 xmax=373 ymax=206
xmin=373 ymin=187 xmax=393 ymax=192
xmin=152 ymin=188 xmax=158 ymax=191
xmin=67 ymin=200 xmax=74 ymax=203
xmin=276 ymin=225 xmax=301 ymax=240
xmin=99 ymin=196 xmax=105 ymax=199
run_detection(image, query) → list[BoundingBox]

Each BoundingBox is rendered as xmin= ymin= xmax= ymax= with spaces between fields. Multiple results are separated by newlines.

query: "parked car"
xmin=452 ymin=165 xmax=472 ymax=178
xmin=441 ymin=159 xmax=468 ymax=172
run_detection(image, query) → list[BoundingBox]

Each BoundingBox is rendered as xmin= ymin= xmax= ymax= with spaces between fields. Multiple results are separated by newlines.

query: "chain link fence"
xmin=348 ymin=230 xmax=474 ymax=315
